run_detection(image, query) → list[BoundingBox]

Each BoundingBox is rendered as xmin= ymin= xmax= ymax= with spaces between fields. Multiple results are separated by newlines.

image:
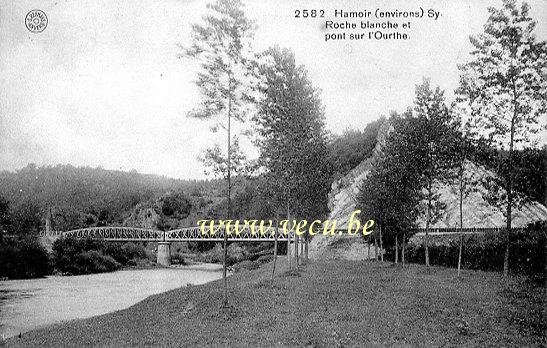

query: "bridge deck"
xmin=40 ymin=226 xmax=292 ymax=242
xmin=39 ymin=226 xmax=517 ymax=242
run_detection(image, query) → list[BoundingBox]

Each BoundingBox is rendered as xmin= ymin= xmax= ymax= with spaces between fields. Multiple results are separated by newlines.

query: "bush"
xmin=0 ymin=237 xmax=50 ymax=279
xmin=404 ymin=224 xmax=545 ymax=280
xmin=256 ymin=254 xmax=274 ymax=264
xmin=72 ymin=250 xmax=121 ymax=274
xmin=102 ymin=242 xmax=147 ymax=265
xmin=52 ymin=238 xmax=147 ymax=274
xmin=233 ymin=260 xmax=260 ymax=272
xmin=170 ymin=251 xmax=186 ymax=265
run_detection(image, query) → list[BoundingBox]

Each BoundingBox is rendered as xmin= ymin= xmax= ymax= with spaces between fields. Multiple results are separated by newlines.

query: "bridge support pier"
xmin=157 ymin=242 xmax=171 ymax=267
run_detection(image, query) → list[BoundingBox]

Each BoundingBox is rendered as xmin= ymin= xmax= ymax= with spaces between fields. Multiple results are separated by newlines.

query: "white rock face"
xmin=123 ymin=203 xmax=161 ymax=229
xmin=414 ymin=161 xmax=547 ymax=229
xmin=309 ymin=118 xmax=547 ymax=259
xmin=309 ymin=120 xmax=392 ymax=260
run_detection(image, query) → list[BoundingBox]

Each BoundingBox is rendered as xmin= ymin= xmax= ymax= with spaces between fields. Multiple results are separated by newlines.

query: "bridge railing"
xmin=40 ymin=226 xmax=293 ymax=242
xmin=411 ymin=227 xmax=528 ymax=236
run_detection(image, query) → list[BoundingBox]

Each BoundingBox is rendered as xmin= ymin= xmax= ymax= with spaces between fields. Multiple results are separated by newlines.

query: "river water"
xmin=0 ymin=265 xmax=222 ymax=339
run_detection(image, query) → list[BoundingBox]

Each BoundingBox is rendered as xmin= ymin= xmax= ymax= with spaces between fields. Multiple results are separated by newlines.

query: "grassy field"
xmin=6 ymin=258 xmax=546 ymax=347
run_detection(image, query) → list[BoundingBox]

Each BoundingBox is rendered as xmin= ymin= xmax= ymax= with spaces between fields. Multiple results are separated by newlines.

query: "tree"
xmin=411 ymin=79 xmax=459 ymax=268
xmin=182 ymin=0 xmax=259 ymax=306
xmin=449 ymin=110 xmax=480 ymax=277
xmin=326 ymin=117 xmax=385 ymax=180
xmin=12 ymin=199 xmax=42 ymax=235
xmin=254 ymin=46 xmax=330 ymax=264
xmin=358 ymin=162 xmax=392 ymax=262
xmin=161 ymin=190 xmax=192 ymax=219
xmin=457 ymin=0 xmax=547 ymax=276
xmin=0 ymin=195 xmax=11 ymax=236
xmin=358 ymin=113 xmax=423 ymax=267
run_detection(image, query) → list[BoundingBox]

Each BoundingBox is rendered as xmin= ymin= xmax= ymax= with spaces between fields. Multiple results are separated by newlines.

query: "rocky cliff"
xmin=308 ymin=119 xmax=392 ymax=260
xmin=309 ymin=118 xmax=547 ymax=259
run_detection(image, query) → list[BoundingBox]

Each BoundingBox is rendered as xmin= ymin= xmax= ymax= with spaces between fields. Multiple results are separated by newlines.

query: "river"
xmin=0 ymin=265 xmax=223 ymax=339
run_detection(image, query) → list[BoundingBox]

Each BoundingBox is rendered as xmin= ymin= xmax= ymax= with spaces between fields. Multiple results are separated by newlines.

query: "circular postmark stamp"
xmin=25 ymin=10 xmax=48 ymax=33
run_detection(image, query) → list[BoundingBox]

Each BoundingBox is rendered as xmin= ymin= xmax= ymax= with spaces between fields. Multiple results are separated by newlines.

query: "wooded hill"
xmin=0 ymin=120 xmax=383 ymax=235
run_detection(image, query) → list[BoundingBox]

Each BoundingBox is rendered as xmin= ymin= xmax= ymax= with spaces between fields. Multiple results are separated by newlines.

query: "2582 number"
xmin=294 ymin=9 xmax=324 ymax=18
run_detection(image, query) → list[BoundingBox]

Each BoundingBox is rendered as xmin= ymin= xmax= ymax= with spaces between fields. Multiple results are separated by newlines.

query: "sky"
xmin=1 ymin=0 xmax=546 ymax=179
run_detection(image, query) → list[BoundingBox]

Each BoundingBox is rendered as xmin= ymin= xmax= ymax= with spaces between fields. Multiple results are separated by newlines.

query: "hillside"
xmin=0 ymin=164 xmax=225 ymax=234
xmin=309 ymin=118 xmax=547 ymax=259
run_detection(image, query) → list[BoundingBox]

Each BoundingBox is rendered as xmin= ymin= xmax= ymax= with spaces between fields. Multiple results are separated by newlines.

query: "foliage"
xmin=183 ymin=0 xmax=261 ymax=304
xmin=10 ymin=199 xmax=42 ymax=235
xmin=0 ymin=195 xmax=11 ymax=234
xmin=403 ymin=224 xmax=545 ymax=281
xmin=509 ymin=147 xmax=546 ymax=205
xmin=0 ymin=164 xmax=194 ymax=232
xmin=457 ymin=0 xmax=546 ymax=150
xmin=357 ymin=112 xmax=422 ymax=249
xmin=52 ymin=238 xmax=149 ymax=275
xmin=182 ymin=0 xmax=261 ymax=180
xmin=326 ymin=117 xmax=385 ymax=180
xmin=358 ymin=79 xmax=461 ymax=262
xmin=0 ymin=237 xmax=50 ymax=279
xmin=457 ymin=0 xmax=546 ymax=274
xmin=254 ymin=46 xmax=330 ymax=220
xmin=161 ymin=189 xmax=192 ymax=218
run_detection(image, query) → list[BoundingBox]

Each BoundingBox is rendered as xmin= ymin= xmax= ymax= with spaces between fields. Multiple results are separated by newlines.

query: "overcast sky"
xmin=1 ymin=0 xmax=546 ymax=179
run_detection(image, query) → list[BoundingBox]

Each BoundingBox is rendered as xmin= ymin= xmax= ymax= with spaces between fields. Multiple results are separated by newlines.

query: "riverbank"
xmin=6 ymin=258 xmax=545 ymax=347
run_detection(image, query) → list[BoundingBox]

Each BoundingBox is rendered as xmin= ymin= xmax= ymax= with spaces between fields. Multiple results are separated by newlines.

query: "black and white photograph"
xmin=1 ymin=0 xmax=546 ymax=346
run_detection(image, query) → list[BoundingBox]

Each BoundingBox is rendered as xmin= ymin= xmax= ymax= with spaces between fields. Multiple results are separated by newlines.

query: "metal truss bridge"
xmin=40 ymin=226 xmax=291 ymax=242
xmin=38 ymin=226 xmax=511 ymax=242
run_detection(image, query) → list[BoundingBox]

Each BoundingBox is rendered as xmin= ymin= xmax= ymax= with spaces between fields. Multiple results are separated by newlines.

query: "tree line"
xmin=357 ymin=0 xmax=546 ymax=278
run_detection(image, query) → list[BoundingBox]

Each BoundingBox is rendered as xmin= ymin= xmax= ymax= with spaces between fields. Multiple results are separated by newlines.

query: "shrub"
xmin=102 ymin=242 xmax=147 ymax=265
xmin=52 ymin=238 xmax=145 ymax=274
xmin=233 ymin=260 xmax=260 ymax=272
xmin=72 ymin=250 xmax=121 ymax=274
xmin=0 ymin=237 xmax=50 ymax=279
xmin=256 ymin=254 xmax=273 ymax=264
xmin=170 ymin=251 xmax=186 ymax=265
xmin=403 ymin=224 xmax=545 ymax=280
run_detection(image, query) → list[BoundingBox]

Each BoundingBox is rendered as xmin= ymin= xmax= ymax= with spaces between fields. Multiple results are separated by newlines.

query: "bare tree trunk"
xmin=425 ymin=183 xmax=432 ymax=269
xmin=287 ymin=236 xmax=292 ymax=271
xmin=272 ymin=213 xmax=279 ymax=284
xmin=367 ymin=236 xmax=371 ymax=260
xmin=287 ymin=204 xmax=291 ymax=271
xmin=304 ymin=233 xmax=309 ymax=262
xmin=223 ymin=80 xmax=232 ymax=308
xmin=458 ymin=165 xmax=464 ymax=278
xmin=395 ymin=235 xmax=399 ymax=264
xmin=502 ymin=82 xmax=522 ymax=277
xmin=504 ymin=113 xmax=516 ymax=277
xmin=379 ymin=224 xmax=384 ymax=262
xmin=295 ymin=234 xmax=299 ymax=268
xmin=374 ymin=234 xmax=378 ymax=261
xmin=402 ymin=232 xmax=406 ymax=268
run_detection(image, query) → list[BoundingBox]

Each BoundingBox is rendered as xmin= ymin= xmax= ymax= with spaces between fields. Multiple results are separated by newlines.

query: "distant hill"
xmin=0 ymin=164 xmax=224 ymax=233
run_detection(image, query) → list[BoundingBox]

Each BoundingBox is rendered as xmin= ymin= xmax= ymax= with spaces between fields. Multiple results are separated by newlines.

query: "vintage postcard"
xmin=1 ymin=0 xmax=546 ymax=346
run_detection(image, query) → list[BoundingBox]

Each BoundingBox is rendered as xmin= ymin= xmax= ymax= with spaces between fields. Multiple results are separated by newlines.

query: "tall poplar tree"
xmin=412 ymin=79 xmax=459 ymax=268
xmin=182 ymin=0 xmax=259 ymax=306
xmin=254 ymin=47 xmax=329 ymax=260
xmin=458 ymin=0 xmax=547 ymax=276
